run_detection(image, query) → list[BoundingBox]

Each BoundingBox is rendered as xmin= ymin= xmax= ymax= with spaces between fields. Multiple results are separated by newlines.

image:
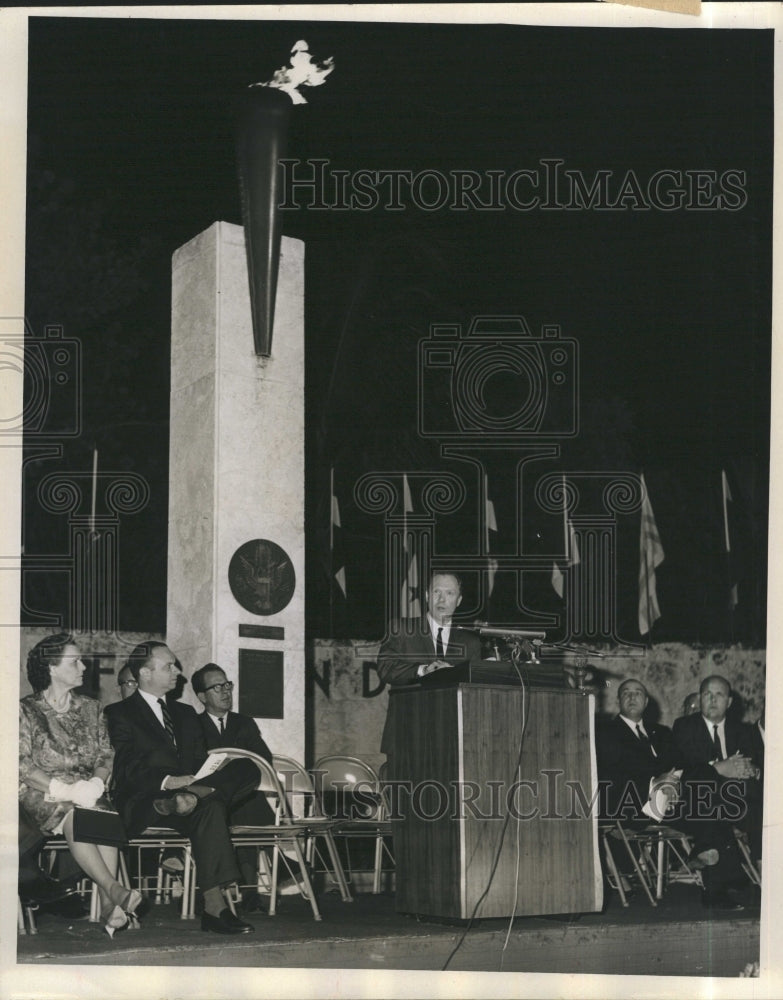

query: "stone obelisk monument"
xmin=167 ymin=221 xmax=304 ymax=760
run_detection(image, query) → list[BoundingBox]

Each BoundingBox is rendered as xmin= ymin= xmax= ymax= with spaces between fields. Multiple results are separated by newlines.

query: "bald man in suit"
xmin=376 ymin=572 xmax=482 ymax=762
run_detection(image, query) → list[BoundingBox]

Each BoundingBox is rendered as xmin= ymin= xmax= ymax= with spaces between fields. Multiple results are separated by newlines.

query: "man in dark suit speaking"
xmin=376 ymin=571 xmax=482 ymax=761
xmin=105 ymin=641 xmax=260 ymax=935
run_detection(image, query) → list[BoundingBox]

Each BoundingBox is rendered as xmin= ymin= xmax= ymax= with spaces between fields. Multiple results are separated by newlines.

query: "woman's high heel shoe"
xmin=121 ymin=887 xmax=149 ymax=922
xmin=102 ymin=904 xmax=129 ymax=939
xmin=107 ymin=884 xmax=149 ymax=926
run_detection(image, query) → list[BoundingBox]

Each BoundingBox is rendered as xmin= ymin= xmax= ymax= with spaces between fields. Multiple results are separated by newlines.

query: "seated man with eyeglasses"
xmin=116 ymin=664 xmax=138 ymax=699
xmin=191 ymin=663 xmax=306 ymax=907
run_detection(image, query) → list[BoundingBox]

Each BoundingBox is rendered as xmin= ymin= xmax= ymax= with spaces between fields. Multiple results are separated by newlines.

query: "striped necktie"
xmin=158 ymin=698 xmax=177 ymax=746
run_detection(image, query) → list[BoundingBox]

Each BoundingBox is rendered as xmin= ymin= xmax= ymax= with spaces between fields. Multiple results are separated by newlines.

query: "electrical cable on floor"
xmin=442 ymin=666 xmax=530 ymax=971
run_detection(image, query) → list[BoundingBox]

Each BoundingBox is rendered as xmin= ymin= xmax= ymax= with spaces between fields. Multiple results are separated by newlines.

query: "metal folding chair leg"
xmin=735 ymin=828 xmax=761 ymax=886
xmin=18 ymin=896 xmax=38 ymax=935
xmin=612 ymin=822 xmax=658 ymax=907
xmin=599 ymin=824 xmax=629 ymax=907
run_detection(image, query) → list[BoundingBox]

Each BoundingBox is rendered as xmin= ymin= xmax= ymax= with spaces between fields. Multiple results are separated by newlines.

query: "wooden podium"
xmin=388 ymin=683 xmax=603 ymax=919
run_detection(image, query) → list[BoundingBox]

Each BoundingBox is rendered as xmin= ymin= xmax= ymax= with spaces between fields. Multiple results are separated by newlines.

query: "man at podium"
xmin=376 ymin=571 xmax=481 ymax=762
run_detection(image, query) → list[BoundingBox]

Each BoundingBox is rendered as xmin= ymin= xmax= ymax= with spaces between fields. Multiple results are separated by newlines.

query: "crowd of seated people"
xmin=596 ymin=674 xmax=763 ymax=911
xmin=18 ymin=634 xmax=305 ymax=939
xmin=18 ymin=631 xmax=764 ymax=935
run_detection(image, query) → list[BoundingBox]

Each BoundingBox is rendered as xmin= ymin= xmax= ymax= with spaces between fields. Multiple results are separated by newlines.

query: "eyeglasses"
xmin=119 ymin=679 xmax=138 ymax=688
xmin=205 ymin=681 xmax=234 ymax=693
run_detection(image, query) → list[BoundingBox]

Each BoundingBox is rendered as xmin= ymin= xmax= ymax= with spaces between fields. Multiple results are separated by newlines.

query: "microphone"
xmin=476 ymin=623 xmax=547 ymax=641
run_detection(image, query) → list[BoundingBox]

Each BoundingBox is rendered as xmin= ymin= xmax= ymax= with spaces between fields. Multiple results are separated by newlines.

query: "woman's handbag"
xmin=72 ymin=797 xmax=128 ymax=847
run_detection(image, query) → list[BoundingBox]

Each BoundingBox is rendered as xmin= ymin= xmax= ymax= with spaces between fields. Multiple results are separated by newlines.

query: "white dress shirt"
xmin=139 ymin=687 xmax=166 ymax=726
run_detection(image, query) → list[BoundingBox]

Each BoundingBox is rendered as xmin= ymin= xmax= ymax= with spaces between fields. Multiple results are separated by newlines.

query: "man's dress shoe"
xmin=701 ymin=890 xmax=745 ymax=911
xmin=201 ymin=908 xmax=254 ymax=934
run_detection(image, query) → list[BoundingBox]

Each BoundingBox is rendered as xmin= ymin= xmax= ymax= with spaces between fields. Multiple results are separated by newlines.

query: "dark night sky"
xmin=21 ymin=14 xmax=773 ymax=644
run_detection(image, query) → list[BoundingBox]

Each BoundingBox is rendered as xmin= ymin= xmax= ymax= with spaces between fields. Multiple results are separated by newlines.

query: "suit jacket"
xmin=376 ymin=618 xmax=482 ymax=756
xmin=105 ymin=690 xmax=208 ymax=835
xmin=672 ymin=712 xmax=759 ymax=773
xmin=198 ymin=710 xmax=273 ymax=763
xmin=595 ymin=715 xmax=679 ymax=819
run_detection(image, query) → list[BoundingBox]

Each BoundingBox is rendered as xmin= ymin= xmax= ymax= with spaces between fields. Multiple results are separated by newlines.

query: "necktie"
xmin=219 ymin=716 xmax=225 ymax=736
xmin=436 ymin=627 xmax=444 ymax=658
xmin=712 ymin=724 xmax=723 ymax=761
xmin=636 ymin=724 xmax=652 ymax=753
xmin=158 ymin=698 xmax=176 ymax=746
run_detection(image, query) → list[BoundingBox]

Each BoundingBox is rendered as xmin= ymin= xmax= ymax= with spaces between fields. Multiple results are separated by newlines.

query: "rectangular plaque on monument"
xmin=238 ymin=647 xmax=285 ymax=719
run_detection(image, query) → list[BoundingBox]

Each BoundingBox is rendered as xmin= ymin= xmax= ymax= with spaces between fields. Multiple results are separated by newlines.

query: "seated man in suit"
xmin=596 ymin=678 xmax=682 ymax=827
xmin=376 ymin=571 xmax=482 ymax=766
xmin=190 ymin=662 xmax=305 ymax=906
xmin=105 ymin=641 xmax=261 ymax=935
xmin=672 ymin=674 xmax=763 ymax=871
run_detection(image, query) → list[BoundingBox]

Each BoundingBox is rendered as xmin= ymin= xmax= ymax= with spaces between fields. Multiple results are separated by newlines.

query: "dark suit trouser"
xmin=137 ymin=758 xmax=260 ymax=893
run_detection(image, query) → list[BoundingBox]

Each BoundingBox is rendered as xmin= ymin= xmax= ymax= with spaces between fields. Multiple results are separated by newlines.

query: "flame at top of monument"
xmin=252 ymin=40 xmax=335 ymax=105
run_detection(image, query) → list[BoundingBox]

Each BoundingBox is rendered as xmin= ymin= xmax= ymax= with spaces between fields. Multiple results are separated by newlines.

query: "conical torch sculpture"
xmin=236 ymin=41 xmax=334 ymax=357
xmin=235 ymin=85 xmax=291 ymax=358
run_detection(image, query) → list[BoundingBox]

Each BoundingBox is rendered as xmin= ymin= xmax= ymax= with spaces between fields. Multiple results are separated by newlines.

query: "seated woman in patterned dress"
xmin=19 ymin=633 xmax=147 ymax=937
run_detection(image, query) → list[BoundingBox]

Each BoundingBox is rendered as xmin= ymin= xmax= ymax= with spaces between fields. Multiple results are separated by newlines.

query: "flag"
xmin=400 ymin=475 xmax=421 ymax=618
xmin=638 ymin=473 xmax=664 ymax=635
xmin=484 ymin=473 xmax=499 ymax=596
xmin=721 ymin=469 xmax=738 ymax=610
xmin=330 ymin=468 xmax=346 ymax=597
xmin=551 ymin=475 xmax=580 ymax=598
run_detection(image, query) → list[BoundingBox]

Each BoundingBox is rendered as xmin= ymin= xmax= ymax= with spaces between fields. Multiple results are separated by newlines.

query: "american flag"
xmin=330 ymin=468 xmax=346 ymax=597
xmin=400 ymin=474 xmax=421 ymax=618
xmin=638 ymin=473 xmax=664 ymax=636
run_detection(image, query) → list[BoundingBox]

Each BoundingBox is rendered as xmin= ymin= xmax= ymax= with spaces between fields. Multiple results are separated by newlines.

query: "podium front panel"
xmin=389 ymin=683 xmax=602 ymax=919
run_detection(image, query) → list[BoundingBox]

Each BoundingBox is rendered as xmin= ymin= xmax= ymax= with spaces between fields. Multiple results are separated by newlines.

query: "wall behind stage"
xmin=311 ymin=640 xmax=766 ymax=767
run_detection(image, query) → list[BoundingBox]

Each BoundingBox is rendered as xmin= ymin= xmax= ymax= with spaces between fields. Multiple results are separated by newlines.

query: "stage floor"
xmin=17 ymin=882 xmax=760 ymax=976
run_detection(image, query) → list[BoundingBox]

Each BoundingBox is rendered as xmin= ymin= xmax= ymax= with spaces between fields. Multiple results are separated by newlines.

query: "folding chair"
xmin=607 ymin=820 xmax=702 ymax=907
xmin=734 ymin=826 xmax=761 ymax=886
xmin=126 ymin=828 xmax=196 ymax=918
xmin=271 ymin=754 xmax=352 ymax=903
xmin=599 ymin=821 xmax=632 ymax=907
xmin=314 ymin=755 xmax=394 ymax=894
xmin=41 ymin=837 xmax=102 ymax=922
xmin=209 ymin=747 xmax=324 ymax=920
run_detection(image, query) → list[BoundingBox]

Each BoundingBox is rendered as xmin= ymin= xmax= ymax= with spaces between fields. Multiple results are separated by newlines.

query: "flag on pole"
xmin=400 ymin=475 xmax=421 ymax=618
xmin=484 ymin=473 xmax=499 ymax=596
xmin=330 ymin=468 xmax=347 ymax=597
xmin=552 ymin=475 xmax=580 ymax=598
xmin=638 ymin=473 xmax=664 ymax=635
xmin=721 ymin=469 xmax=738 ymax=610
